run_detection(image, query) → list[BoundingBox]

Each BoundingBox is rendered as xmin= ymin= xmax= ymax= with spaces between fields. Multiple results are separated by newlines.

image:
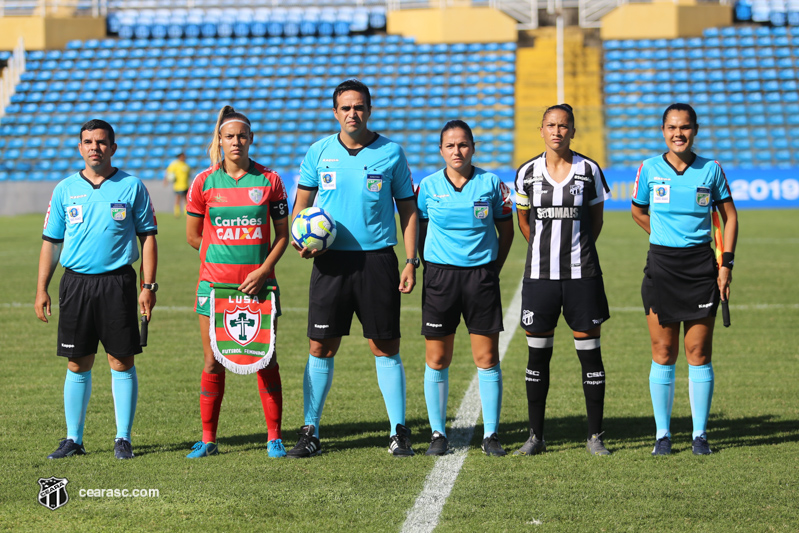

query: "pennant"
xmin=209 ymin=283 xmax=276 ymax=375
xmin=712 ymin=207 xmax=724 ymax=267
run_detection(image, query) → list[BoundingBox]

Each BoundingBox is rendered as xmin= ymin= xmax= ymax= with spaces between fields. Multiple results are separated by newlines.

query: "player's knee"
xmin=310 ymin=338 xmax=340 ymax=358
xmin=684 ymin=342 xmax=712 ymax=365
xmin=370 ymin=338 xmax=400 ymax=357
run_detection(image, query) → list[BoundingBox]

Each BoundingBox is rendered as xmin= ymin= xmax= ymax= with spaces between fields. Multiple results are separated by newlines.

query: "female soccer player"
xmin=417 ymin=120 xmax=514 ymax=456
xmin=185 ymin=105 xmax=290 ymax=458
xmin=513 ymin=104 xmax=612 ymax=456
xmin=632 ymin=103 xmax=738 ymax=456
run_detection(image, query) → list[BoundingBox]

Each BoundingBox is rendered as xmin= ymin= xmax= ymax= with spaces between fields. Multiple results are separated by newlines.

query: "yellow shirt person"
xmin=164 ymin=153 xmax=191 ymax=217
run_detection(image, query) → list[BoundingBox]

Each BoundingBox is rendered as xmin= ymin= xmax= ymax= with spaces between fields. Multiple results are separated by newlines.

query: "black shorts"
xmin=642 ymin=243 xmax=720 ymax=325
xmin=520 ymin=277 xmax=610 ymax=333
xmin=57 ymin=266 xmax=142 ymax=358
xmin=421 ymin=262 xmax=503 ymax=337
xmin=307 ymin=248 xmax=401 ymax=340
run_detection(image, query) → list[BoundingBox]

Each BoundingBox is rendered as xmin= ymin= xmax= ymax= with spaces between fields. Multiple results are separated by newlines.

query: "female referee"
xmin=513 ymin=104 xmax=613 ymax=457
xmin=417 ymin=120 xmax=514 ymax=456
xmin=632 ymin=103 xmax=738 ymax=456
xmin=185 ymin=105 xmax=290 ymax=458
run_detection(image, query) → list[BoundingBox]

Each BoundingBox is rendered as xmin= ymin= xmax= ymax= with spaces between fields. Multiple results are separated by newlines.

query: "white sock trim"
xmin=526 ymin=336 xmax=554 ymax=349
xmin=574 ymin=337 xmax=601 ymax=350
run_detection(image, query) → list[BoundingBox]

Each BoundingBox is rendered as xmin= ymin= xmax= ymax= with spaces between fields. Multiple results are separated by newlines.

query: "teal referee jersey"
xmin=417 ymin=167 xmax=512 ymax=267
xmin=298 ymin=133 xmax=415 ymax=251
xmin=43 ymin=170 xmax=157 ymax=274
xmin=632 ymin=154 xmax=731 ymax=248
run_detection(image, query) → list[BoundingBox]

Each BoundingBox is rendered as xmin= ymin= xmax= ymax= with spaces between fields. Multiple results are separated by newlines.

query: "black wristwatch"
xmin=142 ymin=282 xmax=159 ymax=293
xmin=406 ymin=258 xmax=420 ymax=268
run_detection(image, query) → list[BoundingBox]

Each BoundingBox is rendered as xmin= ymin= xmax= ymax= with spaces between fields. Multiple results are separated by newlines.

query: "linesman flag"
xmin=712 ymin=208 xmax=731 ymax=327
xmin=209 ymin=283 xmax=276 ymax=374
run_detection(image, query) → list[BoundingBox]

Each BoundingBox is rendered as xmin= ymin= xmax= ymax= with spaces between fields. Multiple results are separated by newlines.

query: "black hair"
xmin=662 ymin=103 xmax=698 ymax=127
xmin=542 ymin=103 xmax=575 ymax=126
xmin=79 ymin=119 xmax=115 ymax=145
xmin=439 ymin=119 xmax=475 ymax=145
xmin=333 ymin=79 xmax=371 ymax=110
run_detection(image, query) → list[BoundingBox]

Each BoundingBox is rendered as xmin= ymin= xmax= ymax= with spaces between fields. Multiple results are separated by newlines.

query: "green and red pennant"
xmin=209 ymin=283 xmax=276 ymax=375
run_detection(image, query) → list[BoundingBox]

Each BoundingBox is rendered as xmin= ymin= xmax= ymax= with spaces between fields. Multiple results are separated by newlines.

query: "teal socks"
xmin=65 ymin=369 xmax=92 ymax=444
xmin=649 ymin=361 xmax=675 ymax=439
xmin=303 ymin=355 xmax=335 ymax=438
xmin=688 ymin=363 xmax=714 ymax=439
xmin=424 ymin=365 xmax=449 ymax=437
xmin=111 ymin=366 xmax=138 ymax=442
xmin=375 ymin=354 xmax=406 ymax=436
xmin=478 ymin=363 xmax=503 ymax=439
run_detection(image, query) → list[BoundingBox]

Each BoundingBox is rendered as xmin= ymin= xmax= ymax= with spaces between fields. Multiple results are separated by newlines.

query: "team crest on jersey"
xmin=67 ymin=205 xmax=83 ymax=224
xmin=522 ymin=310 xmax=534 ymax=326
xmin=696 ymin=187 xmax=711 ymax=207
xmin=366 ymin=174 xmax=383 ymax=192
xmin=110 ymin=202 xmax=126 ymax=221
xmin=248 ymin=188 xmax=263 ymax=204
xmin=569 ymin=182 xmax=584 ymax=196
xmin=320 ymin=171 xmax=336 ymax=190
xmin=224 ymin=306 xmax=261 ymax=347
xmin=38 ymin=477 xmax=69 ymax=510
xmin=474 ymin=201 xmax=489 ymax=219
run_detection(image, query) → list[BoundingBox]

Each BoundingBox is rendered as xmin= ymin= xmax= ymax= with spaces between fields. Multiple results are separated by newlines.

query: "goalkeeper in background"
xmin=164 ymin=152 xmax=190 ymax=217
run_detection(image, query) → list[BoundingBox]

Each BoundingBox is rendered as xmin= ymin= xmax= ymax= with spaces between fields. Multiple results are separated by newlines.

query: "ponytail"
xmin=208 ymin=105 xmax=251 ymax=167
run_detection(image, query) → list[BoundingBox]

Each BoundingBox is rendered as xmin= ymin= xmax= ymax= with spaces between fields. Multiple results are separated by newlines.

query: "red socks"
xmin=256 ymin=364 xmax=283 ymax=441
xmin=200 ymin=371 xmax=225 ymax=443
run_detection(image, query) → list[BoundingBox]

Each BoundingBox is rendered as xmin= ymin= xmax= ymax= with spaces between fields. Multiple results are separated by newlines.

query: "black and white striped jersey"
xmin=514 ymin=151 xmax=611 ymax=280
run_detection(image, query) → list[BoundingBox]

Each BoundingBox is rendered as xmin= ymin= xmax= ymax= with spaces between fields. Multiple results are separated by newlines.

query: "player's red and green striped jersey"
xmin=187 ymin=160 xmax=289 ymax=285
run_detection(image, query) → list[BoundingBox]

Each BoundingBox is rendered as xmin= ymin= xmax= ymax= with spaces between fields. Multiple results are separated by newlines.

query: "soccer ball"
xmin=291 ymin=207 xmax=337 ymax=251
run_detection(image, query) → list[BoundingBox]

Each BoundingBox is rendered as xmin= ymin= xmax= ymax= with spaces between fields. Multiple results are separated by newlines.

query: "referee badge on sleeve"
xmin=696 ymin=187 xmax=711 ymax=207
xmin=474 ymin=201 xmax=489 ymax=219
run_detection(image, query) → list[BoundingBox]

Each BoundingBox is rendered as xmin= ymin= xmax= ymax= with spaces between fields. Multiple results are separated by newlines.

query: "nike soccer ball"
xmin=291 ymin=207 xmax=337 ymax=251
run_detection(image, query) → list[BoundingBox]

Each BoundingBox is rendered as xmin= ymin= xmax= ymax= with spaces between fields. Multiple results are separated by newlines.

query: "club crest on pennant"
xmin=38 ymin=477 xmax=69 ymax=511
xmin=248 ymin=188 xmax=263 ymax=204
xmin=224 ymin=306 xmax=261 ymax=347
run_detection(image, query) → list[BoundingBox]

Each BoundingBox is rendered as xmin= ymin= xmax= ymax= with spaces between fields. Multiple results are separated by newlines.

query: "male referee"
xmin=35 ymin=119 xmax=158 ymax=460
xmin=288 ymin=79 xmax=419 ymax=457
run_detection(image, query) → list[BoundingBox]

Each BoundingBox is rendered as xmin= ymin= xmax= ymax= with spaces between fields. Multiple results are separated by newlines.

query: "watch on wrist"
xmin=406 ymin=258 xmax=420 ymax=268
xmin=142 ymin=282 xmax=159 ymax=292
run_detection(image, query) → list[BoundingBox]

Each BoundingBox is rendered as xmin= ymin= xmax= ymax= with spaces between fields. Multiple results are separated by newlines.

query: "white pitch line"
xmin=401 ymin=278 xmax=523 ymax=533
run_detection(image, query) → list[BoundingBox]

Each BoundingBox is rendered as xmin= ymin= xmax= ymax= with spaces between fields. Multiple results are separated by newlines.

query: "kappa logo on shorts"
xmin=522 ymin=310 xmax=534 ymax=326
xmin=314 ymin=324 xmax=330 ymax=329
xmin=425 ymin=323 xmax=443 ymax=328
xmin=698 ymin=302 xmax=713 ymax=308
xmin=592 ymin=318 xmax=605 ymax=325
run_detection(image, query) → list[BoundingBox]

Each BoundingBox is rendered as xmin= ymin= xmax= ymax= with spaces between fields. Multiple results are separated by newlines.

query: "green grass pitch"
xmin=1 ymin=209 xmax=797 ymax=532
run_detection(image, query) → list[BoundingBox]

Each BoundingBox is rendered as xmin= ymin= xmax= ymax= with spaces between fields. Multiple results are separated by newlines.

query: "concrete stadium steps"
xmin=514 ymin=28 xmax=605 ymax=168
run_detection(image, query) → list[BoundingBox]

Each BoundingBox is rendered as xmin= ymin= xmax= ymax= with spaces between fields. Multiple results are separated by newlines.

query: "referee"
xmin=287 ymin=80 xmax=418 ymax=458
xmin=36 ymin=119 xmax=158 ymax=460
xmin=632 ymin=103 xmax=738 ymax=456
xmin=417 ymin=120 xmax=514 ymax=456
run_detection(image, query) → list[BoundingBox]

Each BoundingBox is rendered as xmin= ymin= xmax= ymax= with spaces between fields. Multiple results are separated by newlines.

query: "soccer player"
xmin=164 ymin=152 xmax=191 ymax=217
xmin=36 ymin=119 xmax=158 ymax=460
xmin=185 ymin=105 xmax=290 ymax=459
xmin=288 ymin=79 xmax=418 ymax=458
xmin=417 ymin=120 xmax=514 ymax=456
xmin=514 ymin=104 xmax=613 ymax=457
xmin=632 ymin=103 xmax=738 ymax=456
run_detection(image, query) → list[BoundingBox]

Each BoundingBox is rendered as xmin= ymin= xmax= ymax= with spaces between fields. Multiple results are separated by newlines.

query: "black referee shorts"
xmin=642 ymin=243 xmax=720 ymax=324
xmin=57 ymin=265 xmax=142 ymax=358
xmin=521 ymin=276 xmax=610 ymax=334
xmin=307 ymin=248 xmax=401 ymax=340
xmin=421 ymin=262 xmax=503 ymax=337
